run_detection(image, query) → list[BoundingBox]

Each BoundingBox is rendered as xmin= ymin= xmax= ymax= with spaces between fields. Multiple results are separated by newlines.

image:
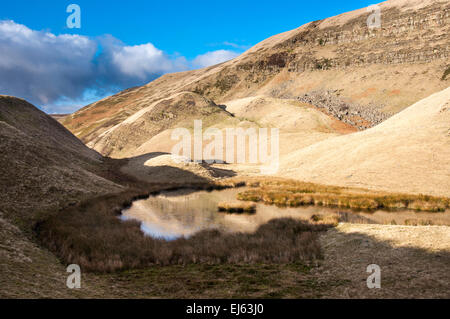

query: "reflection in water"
xmin=121 ymin=188 xmax=450 ymax=240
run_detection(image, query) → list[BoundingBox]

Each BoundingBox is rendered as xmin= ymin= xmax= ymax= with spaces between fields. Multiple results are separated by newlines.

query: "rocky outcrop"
xmin=296 ymin=90 xmax=391 ymax=129
xmin=256 ymin=2 xmax=450 ymax=73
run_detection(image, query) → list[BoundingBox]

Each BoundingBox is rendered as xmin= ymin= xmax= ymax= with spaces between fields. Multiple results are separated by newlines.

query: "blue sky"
xmin=0 ymin=0 xmax=376 ymax=113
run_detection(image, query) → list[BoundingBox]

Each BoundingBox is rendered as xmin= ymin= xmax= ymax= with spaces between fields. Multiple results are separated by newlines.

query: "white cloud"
xmin=192 ymin=50 xmax=240 ymax=68
xmin=0 ymin=20 xmax=97 ymax=106
xmin=0 ymin=20 xmax=243 ymax=113
xmin=94 ymin=35 xmax=189 ymax=90
xmin=110 ymin=43 xmax=176 ymax=79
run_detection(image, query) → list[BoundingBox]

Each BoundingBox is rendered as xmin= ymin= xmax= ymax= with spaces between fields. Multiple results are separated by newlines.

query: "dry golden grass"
xmin=310 ymin=214 xmax=340 ymax=226
xmin=217 ymin=202 xmax=256 ymax=213
xmin=219 ymin=177 xmax=450 ymax=212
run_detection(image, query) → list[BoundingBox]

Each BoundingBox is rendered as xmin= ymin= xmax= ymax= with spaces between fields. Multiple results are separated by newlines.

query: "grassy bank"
xmin=93 ymin=262 xmax=346 ymax=298
xmin=220 ymin=177 xmax=450 ymax=212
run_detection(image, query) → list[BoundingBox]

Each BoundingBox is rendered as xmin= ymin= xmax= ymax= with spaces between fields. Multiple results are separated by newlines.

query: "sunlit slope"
xmin=279 ymin=87 xmax=450 ymax=196
xmin=63 ymin=0 xmax=449 ymax=158
xmin=85 ymin=92 xmax=351 ymax=160
xmin=85 ymin=91 xmax=240 ymax=158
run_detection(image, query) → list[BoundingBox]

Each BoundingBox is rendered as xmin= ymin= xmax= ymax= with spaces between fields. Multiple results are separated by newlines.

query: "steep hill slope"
xmin=86 ymin=91 xmax=237 ymax=158
xmin=63 ymin=0 xmax=449 ymax=158
xmin=84 ymin=91 xmax=351 ymax=160
xmin=0 ymin=95 xmax=129 ymax=297
xmin=280 ymin=87 xmax=450 ymax=197
xmin=0 ymin=96 xmax=122 ymax=229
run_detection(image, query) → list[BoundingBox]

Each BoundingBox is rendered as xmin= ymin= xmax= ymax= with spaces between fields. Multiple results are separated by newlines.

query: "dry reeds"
xmin=217 ymin=202 xmax=256 ymax=213
xmin=36 ymin=191 xmax=331 ymax=273
xmin=228 ymin=177 xmax=450 ymax=212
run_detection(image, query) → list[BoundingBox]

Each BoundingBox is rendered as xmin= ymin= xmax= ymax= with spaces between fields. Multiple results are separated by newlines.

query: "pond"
xmin=120 ymin=188 xmax=450 ymax=240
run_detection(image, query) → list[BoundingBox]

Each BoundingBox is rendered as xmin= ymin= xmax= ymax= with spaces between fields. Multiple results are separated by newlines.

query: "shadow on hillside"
xmin=127 ymin=151 xmax=169 ymax=163
xmin=123 ymin=152 xmax=236 ymax=185
xmin=315 ymin=225 xmax=450 ymax=298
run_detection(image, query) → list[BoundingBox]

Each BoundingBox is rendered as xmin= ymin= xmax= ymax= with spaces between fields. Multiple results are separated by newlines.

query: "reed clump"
xmin=217 ymin=202 xmax=256 ymax=213
xmin=230 ymin=177 xmax=450 ymax=212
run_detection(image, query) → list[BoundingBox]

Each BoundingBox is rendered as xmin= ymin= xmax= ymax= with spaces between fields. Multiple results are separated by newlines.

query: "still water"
xmin=121 ymin=188 xmax=450 ymax=240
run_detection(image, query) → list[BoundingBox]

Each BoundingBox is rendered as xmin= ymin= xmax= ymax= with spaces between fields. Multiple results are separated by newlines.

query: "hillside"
xmin=280 ymin=87 xmax=450 ymax=197
xmin=85 ymin=91 xmax=237 ymax=158
xmin=63 ymin=0 xmax=449 ymax=158
xmin=83 ymin=91 xmax=351 ymax=161
xmin=0 ymin=96 xmax=128 ymax=297
xmin=0 ymin=96 xmax=122 ymax=229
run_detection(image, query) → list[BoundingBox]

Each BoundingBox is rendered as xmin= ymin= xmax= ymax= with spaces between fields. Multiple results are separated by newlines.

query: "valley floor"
xmin=2 ymin=214 xmax=449 ymax=298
